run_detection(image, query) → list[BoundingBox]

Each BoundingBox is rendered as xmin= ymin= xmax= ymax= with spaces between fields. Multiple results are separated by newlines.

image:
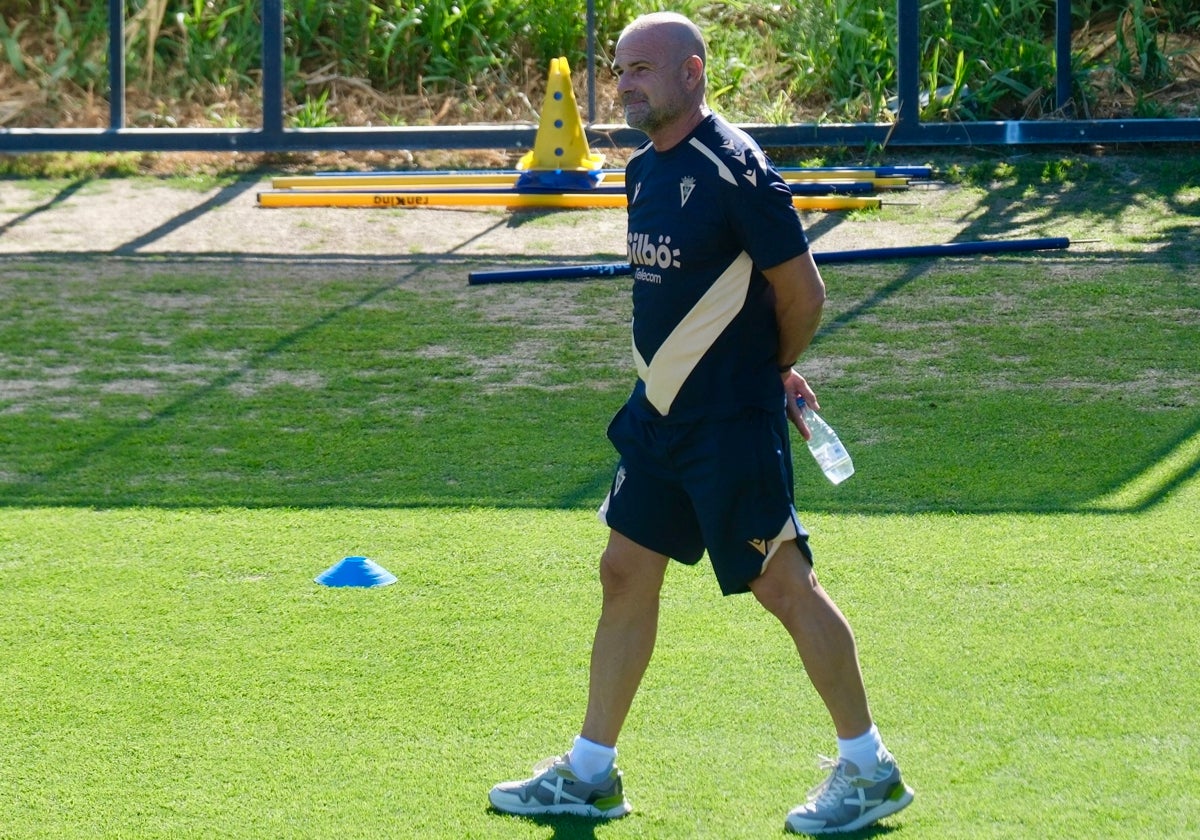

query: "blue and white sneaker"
xmin=489 ymin=754 xmax=632 ymax=819
xmin=785 ymin=753 xmax=914 ymax=835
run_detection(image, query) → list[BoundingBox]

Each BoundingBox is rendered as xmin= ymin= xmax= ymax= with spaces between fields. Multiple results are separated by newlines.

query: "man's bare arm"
xmin=763 ymin=250 xmax=826 ymax=370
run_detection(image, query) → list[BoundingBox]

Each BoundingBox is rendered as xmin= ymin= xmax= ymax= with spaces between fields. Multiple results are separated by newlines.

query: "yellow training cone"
xmin=517 ymin=56 xmax=604 ymax=176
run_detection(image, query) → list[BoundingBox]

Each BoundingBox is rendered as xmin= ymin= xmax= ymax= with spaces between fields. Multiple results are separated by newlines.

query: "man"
xmin=489 ymin=11 xmax=914 ymax=835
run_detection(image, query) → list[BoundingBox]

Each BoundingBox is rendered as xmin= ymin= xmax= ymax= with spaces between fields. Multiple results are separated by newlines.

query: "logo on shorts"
xmin=613 ymin=466 xmax=627 ymax=496
xmin=747 ymin=538 xmax=770 ymax=556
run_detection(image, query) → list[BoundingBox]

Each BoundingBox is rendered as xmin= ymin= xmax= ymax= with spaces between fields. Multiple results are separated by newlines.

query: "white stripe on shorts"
xmin=761 ymin=510 xmax=800 ymax=574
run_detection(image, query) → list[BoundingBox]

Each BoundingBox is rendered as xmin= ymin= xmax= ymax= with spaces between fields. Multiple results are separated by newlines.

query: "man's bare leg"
xmin=748 ymin=541 xmax=872 ymax=739
xmin=580 ymin=530 xmax=670 ymax=747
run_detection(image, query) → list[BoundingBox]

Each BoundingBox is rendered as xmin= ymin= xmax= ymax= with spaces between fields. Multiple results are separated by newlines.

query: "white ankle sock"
xmin=837 ymin=724 xmax=884 ymax=777
xmin=568 ymin=735 xmax=617 ymax=783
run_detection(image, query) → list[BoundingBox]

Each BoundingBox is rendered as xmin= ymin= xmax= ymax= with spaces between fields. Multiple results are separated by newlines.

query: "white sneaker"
xmin=785 ymin=753 xmax=914 ymax=834
xmin=489 ymin=754 xmax=631 ymax=818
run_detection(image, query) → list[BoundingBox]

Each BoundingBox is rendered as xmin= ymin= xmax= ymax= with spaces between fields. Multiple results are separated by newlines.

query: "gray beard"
xmin=625 ymin=104 xmax=674 ymax=134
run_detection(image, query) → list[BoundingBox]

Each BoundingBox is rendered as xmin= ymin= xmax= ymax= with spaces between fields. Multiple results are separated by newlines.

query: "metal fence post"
xmin=1055 ymin=0 xmax=1074 ymax=115
xmin=261 ymin=0 xmax=284 ymax=138
xmin=895 ymin=0 xmax=920 ymax=139
xmin=586 ymin=0 xmax=597 ymax=123
xmin=108 ymin=0 xmax=125 ymax=129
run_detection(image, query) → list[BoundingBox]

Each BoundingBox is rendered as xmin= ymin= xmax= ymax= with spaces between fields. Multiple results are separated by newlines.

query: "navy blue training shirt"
xmin=623 ymin=113 xmax=811 ymax=422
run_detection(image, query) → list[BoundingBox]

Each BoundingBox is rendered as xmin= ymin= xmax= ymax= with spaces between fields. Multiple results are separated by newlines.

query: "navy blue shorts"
xmin=598 ymin=403 xmax=812 ymax=595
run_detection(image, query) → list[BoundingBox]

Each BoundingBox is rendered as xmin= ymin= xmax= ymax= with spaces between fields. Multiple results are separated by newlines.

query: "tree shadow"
xmin=1 ymin=151 xmax=1196 ymax=515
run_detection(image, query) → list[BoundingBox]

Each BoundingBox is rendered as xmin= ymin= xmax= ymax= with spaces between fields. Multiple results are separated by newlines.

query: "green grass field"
xmin=1 ymin=151 xmax=1198 ymax=838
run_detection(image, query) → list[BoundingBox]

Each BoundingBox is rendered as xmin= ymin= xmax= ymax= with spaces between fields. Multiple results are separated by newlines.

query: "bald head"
xmin=619 ymin=12 xmax=707 ymax=69
xmin=613 ymin=12 xmax=709 ymax=148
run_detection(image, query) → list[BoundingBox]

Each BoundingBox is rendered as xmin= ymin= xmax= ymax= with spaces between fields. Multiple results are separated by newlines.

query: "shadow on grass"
xmin=111 ymin=175 xmax=263 ymax=254
xmin=0 ymin=177 xmax=90 ymax=237
xmin=487 ymin=809 xmax=607 ymax=840
xmin=803 ymin=151 xmax=1200 ymax=516
xmin=816 ymin=823 xmax=906 ymax=840
xmin=1 ymin=154 xmax=1197 ymax=515
xmin=484 ymin=808 xmax=910 ymax=838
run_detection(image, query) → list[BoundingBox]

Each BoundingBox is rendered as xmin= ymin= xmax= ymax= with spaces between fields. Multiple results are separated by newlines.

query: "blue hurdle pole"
xmin=467 ymin=237 xmax=1071 ymax=284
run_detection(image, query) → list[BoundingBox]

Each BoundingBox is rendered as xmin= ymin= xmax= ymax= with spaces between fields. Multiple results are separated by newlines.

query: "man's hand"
xmin=780 ymin=368 xmax=819 ymax=440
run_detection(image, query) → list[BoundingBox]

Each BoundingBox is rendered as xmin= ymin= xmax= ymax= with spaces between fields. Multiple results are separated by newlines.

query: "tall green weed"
xmin=0 ymin=0 xmax=1195 ymax=125
xmin=0 ymin=0 xmax=106 ymax=91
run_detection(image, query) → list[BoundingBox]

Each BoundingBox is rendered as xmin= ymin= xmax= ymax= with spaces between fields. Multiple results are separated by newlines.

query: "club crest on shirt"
xmin=679 ymin=176 xmax=696 ymax=207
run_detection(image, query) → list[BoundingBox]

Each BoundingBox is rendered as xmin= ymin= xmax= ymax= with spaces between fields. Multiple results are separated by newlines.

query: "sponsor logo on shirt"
xmin=633 ymin=267 xmax=663 ymax=284
xmin=628 ymin=232 xmax=682 ymax=271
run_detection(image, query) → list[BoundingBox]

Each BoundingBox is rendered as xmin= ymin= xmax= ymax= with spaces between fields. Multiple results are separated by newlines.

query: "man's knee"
xmin=599 ymin=531 xmax=668 ymax=598
xmin=750 ymin=540 xmax=819 ymax=614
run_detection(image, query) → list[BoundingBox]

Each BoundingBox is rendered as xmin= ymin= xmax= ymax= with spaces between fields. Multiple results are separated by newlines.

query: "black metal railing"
xmin=2 ymin=0 xmax=1198 ymax=155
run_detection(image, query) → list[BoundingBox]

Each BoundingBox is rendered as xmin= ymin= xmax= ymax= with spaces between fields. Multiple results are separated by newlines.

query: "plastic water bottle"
xmin=797 ymin=398 xmax=855 ymax=484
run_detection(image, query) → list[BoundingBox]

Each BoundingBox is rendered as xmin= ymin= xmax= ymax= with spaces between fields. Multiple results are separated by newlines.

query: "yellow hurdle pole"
xmin=785 ymin=171 xmax=911 ymax=184
xmin=795 ymin=195 xmax=881 ymax=210
xmin=270 ymin=173 xmax=526 ymax=189
xmin=256 ymin=191 xmax=630 ymax=209
xmin=256 ymin=190 xmax=881 ymax=211
xmin=270 ymin=173 xmax=912 ymax=190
